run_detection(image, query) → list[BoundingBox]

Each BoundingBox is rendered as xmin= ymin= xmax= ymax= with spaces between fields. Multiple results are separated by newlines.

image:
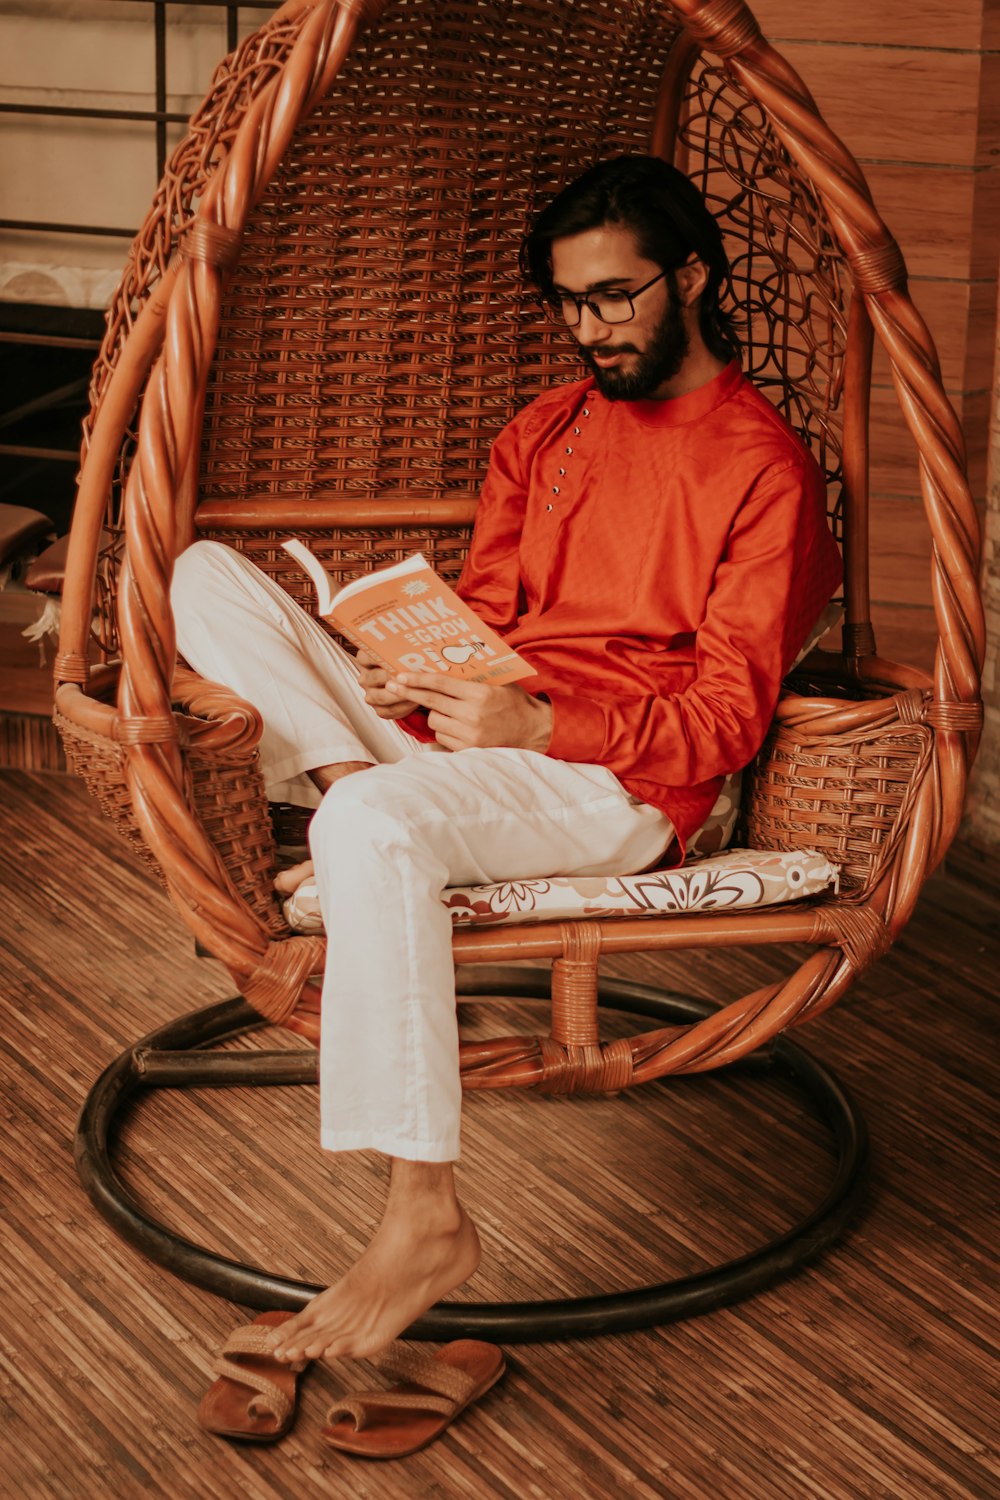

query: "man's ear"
xmin=675 ymin=255 xmax=709 ymax=307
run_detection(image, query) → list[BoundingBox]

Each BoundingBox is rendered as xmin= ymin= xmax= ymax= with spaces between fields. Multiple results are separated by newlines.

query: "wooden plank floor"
xmin=1 ymin=769 xmax=997 ymax=1499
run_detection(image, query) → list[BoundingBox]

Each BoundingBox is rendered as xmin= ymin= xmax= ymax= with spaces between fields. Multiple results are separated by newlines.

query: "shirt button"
xmin=558 ymin=467 xmax=566 ymax=476
xmin=546 ymin=503 xmax=553 ymax=512
xmin=573 ymin=426 xmax=581 ymax=435
xmin=551 ymin=486 xmax=560 ymax=494
xmin=582 ymin=408 xmax=590 ymax=417
xmin=565 ymin=446 xmax=573 ymax=455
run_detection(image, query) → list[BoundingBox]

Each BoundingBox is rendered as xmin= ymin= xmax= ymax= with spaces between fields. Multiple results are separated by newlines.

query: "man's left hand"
xmin=388 ymin=672 xmax=553 ymax=753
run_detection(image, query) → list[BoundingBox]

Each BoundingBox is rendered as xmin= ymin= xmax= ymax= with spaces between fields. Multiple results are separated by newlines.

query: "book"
xmin=281 ymin=539 xmax=536 ymax=685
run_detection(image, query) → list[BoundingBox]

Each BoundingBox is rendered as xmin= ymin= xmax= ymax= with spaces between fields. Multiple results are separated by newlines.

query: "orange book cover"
xmin=282 ymin=540 xmax=536 ymax=685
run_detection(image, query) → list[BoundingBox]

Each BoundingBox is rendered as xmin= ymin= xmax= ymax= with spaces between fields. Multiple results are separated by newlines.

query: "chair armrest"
xmin=171 ymin=664 xmax=264 ymax=757
xmin=55 ymin=663 xmax=264 ymax=760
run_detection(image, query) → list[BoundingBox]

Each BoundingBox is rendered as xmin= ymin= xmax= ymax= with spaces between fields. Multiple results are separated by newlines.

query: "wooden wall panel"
xmin=751 ymin=0 xmax=988 ymax=51
xmin=861 ymin=166 xmax=990 ymax=282
xmin=777 ymin=45 xmax=986 ymax=169
xmin=970 ymin=166 xmax=1000 ymax=280
xmin=870 ymin=502 xmax=934 ymax=608
xmin=870 ymin=604 xmax=937 ymax=673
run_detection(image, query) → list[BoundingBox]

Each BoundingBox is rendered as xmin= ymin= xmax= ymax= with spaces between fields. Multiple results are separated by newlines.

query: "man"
xmin=171 ymin=155 xmax=842 ymax=1366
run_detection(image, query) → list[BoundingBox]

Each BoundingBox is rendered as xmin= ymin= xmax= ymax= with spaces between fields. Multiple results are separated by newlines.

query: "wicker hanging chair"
xmin=57 ymin=0 xmax=984 ymax=1334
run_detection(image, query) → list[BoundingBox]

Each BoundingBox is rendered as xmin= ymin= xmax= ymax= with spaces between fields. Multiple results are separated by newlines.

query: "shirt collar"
xmin=594 ymin=359 xmax=743 ymax=427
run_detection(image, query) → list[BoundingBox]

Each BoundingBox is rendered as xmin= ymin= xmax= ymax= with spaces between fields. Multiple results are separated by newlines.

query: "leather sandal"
xmin=197 ymin=1311 xmax=309 ymax=1442
xmin=323 ymin=1339 xmax=506 ymax=1459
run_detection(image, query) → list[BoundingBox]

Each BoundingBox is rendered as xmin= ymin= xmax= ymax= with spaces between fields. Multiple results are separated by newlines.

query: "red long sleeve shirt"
xmin=409 ymin=361 xmax=842 ymax=854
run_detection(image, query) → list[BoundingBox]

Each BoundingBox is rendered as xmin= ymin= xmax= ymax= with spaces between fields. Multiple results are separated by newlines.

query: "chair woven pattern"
xmin=212 ymin=525 xmax=469 ymax=608
xmin=198 ymin=0 xmax=683 ymax=511
xmin=743 ymin=719 xmax=933 ymax=895
xmin=678 ymin=57 xmax=847 ymax=540
xmin=54 ymin=709 xmax=286 ymax=936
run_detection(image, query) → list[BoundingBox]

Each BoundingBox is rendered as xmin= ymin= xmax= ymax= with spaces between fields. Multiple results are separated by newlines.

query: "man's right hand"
xmin=356 ymin=647 xmax=421 ymax=719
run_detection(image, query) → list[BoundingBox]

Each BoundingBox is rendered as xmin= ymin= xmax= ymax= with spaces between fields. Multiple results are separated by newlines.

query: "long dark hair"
xmin=521 ymin=155 xmax=741 ymax=364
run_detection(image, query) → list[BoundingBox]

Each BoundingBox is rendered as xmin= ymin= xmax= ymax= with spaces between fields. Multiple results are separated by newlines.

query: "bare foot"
xmin=274 ymin=762 xmax=372 ymax=896
xmin=310 ymin=759 xmax=372 ymax=793
xmin=274 ymin=859 xmax=314 ymax=896
xmin=268 ymin=1198 xmax=481 ymax=1363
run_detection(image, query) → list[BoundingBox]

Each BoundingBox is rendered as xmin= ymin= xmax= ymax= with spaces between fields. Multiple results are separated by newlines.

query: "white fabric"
xmin=171 ymin=541 xmax=675 ymax=1162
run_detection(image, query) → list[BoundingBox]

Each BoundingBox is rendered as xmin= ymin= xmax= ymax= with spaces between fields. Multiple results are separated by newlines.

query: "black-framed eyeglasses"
xmin=539 ymin=269 xmax=669 ymax=328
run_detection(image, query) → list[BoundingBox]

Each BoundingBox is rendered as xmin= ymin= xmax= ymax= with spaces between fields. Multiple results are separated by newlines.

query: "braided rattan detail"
xmin=550 ymin=923 xmax=602 ymax=1048
xmin=684 ymin=0 xmax=985 ymax=874
xmin=336 ymin=0 xmax=390 ymax=21
xmin=54 ymin=651 xmax=89 ymax=685
xmin=682 ymin=0 xmax=761 ymax=58
xmin=182 ymin=220 xmax=243 ymax=270
xmin=892 ymin=689 xmax=926 ymax=726
xmin=842 ymin=621 xmax=877 ymax=659
xmin=112 ymin=715 xmax=182 ymax=746
xmin=815 ymin=904 xmax=892 ymax=971
xmin=926 ymin=701 xmax=984 ymax=733
xmin=850 ymin=240 xmax=908 ymax=296
xmin=243 ymin=935 xmax=327 ymax=1025
xmin=537 ymin=1036 xmax=636 ymax=1095
xmin=106 ymin=1 xmax=375 ymax=1010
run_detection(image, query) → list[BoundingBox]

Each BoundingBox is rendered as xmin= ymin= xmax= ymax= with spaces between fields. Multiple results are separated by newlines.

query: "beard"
xmin=579 ymin=292 xmax=690 ymax=400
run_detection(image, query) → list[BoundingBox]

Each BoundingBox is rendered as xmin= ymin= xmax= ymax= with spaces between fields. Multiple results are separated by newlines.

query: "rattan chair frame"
xmin=55 ymin=0 xmax=983 ymax=1314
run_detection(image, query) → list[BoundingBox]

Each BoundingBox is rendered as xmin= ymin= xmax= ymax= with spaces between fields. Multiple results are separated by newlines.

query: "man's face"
xmin=548 ymin=224 xmax=690 ymax=400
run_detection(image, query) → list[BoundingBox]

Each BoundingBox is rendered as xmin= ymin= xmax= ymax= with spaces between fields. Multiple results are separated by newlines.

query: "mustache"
xmin=580 ymin=343 xmax=639 ymax=357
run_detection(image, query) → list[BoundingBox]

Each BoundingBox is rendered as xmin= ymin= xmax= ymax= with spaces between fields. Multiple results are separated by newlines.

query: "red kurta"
xmin=412 ymin=361 xmax=842 ymax=853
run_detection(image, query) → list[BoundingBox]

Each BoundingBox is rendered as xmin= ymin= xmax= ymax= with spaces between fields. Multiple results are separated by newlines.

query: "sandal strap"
xmin=328 ymin=1390 xmax=455 ymax=1432
xmin=211 ymin=1354 xmax=294 ymax=1425
xmin=219 ymin=1325 xmax=306 ymax=1372
xmin=375 ymin=1342 xmax=478 ymax=1404
xmin=223 ymin=1332 xmax=305 ymax=1368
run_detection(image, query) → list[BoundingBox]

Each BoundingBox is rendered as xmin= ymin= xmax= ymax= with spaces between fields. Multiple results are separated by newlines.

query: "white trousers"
xmin=171 ymin=541 xmax=673 ymax=1161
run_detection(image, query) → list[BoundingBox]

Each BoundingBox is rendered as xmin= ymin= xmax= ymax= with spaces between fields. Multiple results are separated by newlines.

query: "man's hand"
xmin=387 ymin=671 xmax=553 ymax=753
xmin=356 ymin=648 xmax=420 ymax=719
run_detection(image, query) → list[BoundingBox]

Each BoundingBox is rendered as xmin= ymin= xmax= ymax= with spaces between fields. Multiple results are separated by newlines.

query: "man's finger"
xmin=425 ymin=714 xmax=473 ymax=750
xmin=397 ymin=684 xmax=479 ymax=721
xmin=431 ymin=729 xmax=469 ymax=751
xmin=390 ymin=672 xmax=483 ymax=701
xmin=365 ymin=684 xmax=414 ymax=705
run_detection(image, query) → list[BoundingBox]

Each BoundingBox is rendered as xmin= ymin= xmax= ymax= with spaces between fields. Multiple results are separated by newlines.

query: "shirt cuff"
xmin=543 ymin=690 xmax=607 ymax=763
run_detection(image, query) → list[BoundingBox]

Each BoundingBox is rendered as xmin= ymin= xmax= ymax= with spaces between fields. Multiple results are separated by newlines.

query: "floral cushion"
xmin=282 ymin=846 xmax=838 ymax=933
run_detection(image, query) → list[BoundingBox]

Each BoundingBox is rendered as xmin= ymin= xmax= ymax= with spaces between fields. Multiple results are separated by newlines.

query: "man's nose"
xmin=575 ymin=304 xmax=612 ymax=344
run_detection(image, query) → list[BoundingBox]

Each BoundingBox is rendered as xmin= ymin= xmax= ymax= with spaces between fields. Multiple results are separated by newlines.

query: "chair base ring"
xmin=75 ymin=969 xmax=869 ymax=1343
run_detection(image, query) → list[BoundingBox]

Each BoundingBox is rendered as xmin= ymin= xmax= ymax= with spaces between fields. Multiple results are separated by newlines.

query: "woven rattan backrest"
xmin=198 ymin=0 xmax=685 ymax=511
xmin=86 ymin=0 xmax=853 ymax=639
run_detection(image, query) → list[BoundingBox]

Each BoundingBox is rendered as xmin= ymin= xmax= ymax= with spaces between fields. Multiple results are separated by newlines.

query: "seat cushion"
xmin=282 ymin=846 xmax=838 ymax=933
